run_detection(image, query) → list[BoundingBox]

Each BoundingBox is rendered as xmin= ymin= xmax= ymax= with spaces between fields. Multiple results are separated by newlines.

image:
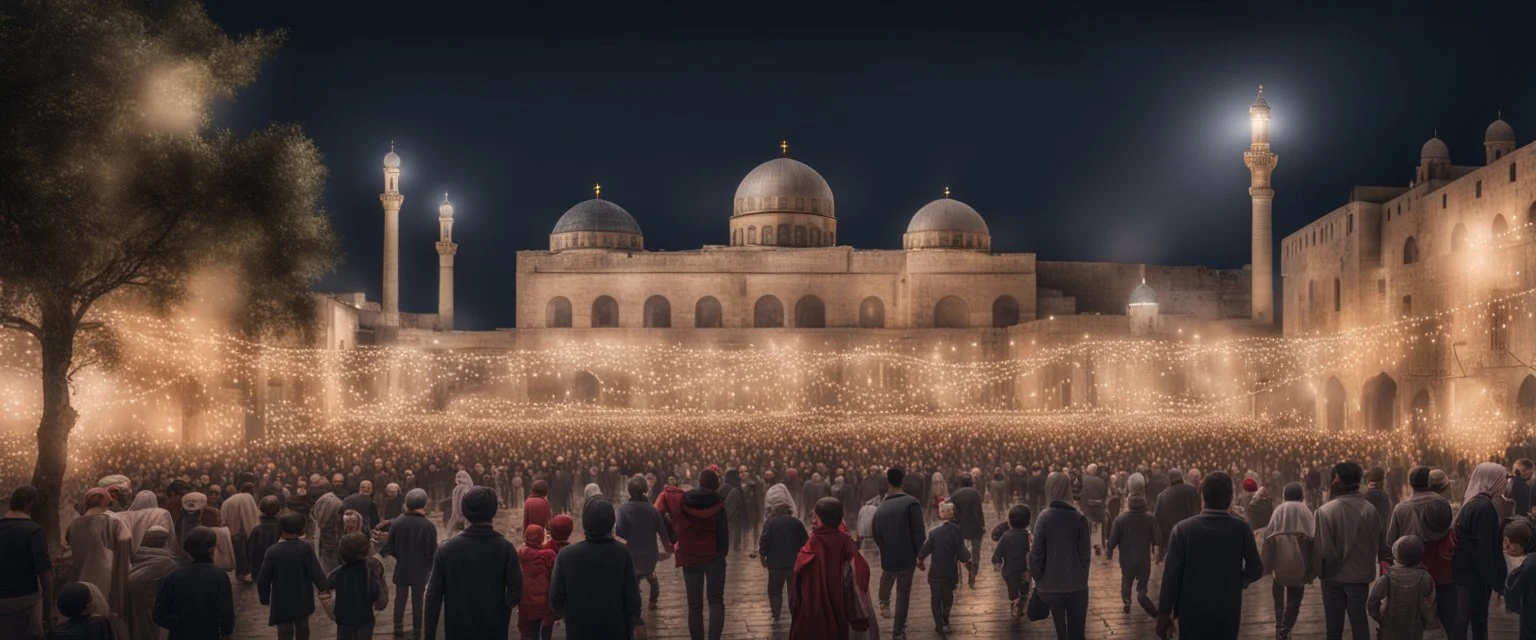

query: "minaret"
xmin=436 ymin=192 xmax=458 ymax=331
xmin=380 ymin=143 xmax=403 ymax=327
xmin=1244 ymin=85 xmax=1277 ymax=324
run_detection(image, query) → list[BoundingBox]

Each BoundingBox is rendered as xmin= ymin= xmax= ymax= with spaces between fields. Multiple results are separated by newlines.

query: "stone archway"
xmin=1324 ymin=376 xmax=1346 ymax=432
xmin=591 ymin=296 xmax=619 ymax=328
xmin=1363 ymin=373 xmax=1398 ymax=432
xmin=754 ymin=295 xmax=784 ymax=328
xmin=694 ymin=296 xmax=723 ymax=328
xmin=794 ymin=295 xmax=826 ymax=328
xmin=859 ymin=296 xmax=885 ymax=328
xmin=572 ymin=371 xmax=600 ymax=404
xmin=1409 ymin=389 xmax=1432 ymax=434
xmin=934 ymin=296 xmax=969 ymax=328
xmin=643 ymin=295 xmax=671 ymax=328
xmin=992 ymin=295 xmax=1020 ymax=328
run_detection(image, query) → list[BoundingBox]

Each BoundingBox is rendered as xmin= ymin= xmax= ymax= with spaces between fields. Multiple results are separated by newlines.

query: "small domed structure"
xmin=438 ymin=192 xmax=454 ymax=218
xmin=1420 ymin=136 xmax=1450 ymax=162
xmin=904 ymin=195 xmax=991 ymax=251
xmin=1128 ymin=280 xmax=1159 ymax=336
xmin=384 ymin=149 xmax=401 ymax=168
xmin=550 ymin=197 xmax=643 ymax=252
xmin=730 ymin=147 xmax=837 ymax=247
xmin=1129 ymin=281 xmax=1157 ymax=306
xmin=1486 ymin=117 xmax=1516 ymax=164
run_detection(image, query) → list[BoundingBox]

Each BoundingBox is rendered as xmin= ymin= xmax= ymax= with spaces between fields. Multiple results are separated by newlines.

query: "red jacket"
xmin=674 ymin=490 xmax=726 ymax=567
xmin=517 ymin=545 xmax=556 ymax=622
xmin=655 ymin=486 xmax=685 ymax=521
xmin=523 ymin=496 xmax=552 ymax=532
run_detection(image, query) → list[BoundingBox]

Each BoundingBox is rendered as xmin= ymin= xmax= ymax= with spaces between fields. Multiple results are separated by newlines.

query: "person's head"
xmin=342 ymin=510 xmax=363 ymax=534
xmin=339 ymin=532 xmax=371 ymax=565
xmin=1332 ymin=461 xmax=1363 ymax=493
xmin=1282 ymin=482 xmax=1304 ymax=502
xmin=1167 ymin=468 xmax=1184 ymax=484
xmin=887 ymin=466 xmax=905 ymax=489
xmin=1518 ymin=459 xmax=1535 ymax=481
xmin=525 ymin=524 xmax=545 ymax=547
xmin=57 ymin=582 xmax=92 ymax=619
xmin=184 ymin=526 xmax=216 ymax=559
xmin=461 ymin=486 xmax=498 ymax=524
xmin=531 ymin=479 xmax=548 ymax=497
xmin=1200 ymin=472 xmax=1234 ymax=511
xmin=1242 ymin=477 xmax=1258 ymax=494
xmin=83 ymin=487 xmax=114 ymax=512
xmin=938 ymin=501 xmax=956 ymax=521
xmin=180 ymin=491 xmax=206 ymax=512
xmin=1007 ymin=504 xmax=1031 ymax=530
xmin=627 ymin=475 xmax=649 ymax=500
xmin=1393 ymin=535 xmax=1425 ymax=566
xmin=1409 ymin=466 xmax=1431 ymax=491
xmin=1366 ymin=467 xmax=1386 ymax=487
xmin=1506 ymin=519 xmax=1533 ymax=558
xmin=583 ymin=496 xmax=616 ymax=537
xmin=258 ymin=495 xmax=281 ymax=517
xmin=699 ymin=468 xmax=721 ymax=491
xmin=1429 ymin=468 xmax=1451 ymax=495
xmin=278 ymin=510 xmax=307 ymax=537
xmin=141 ymin=525 xmax=170 ymax=549
xmin=549 ymin=514 xmax=574 ymax=542
xmin=359 ymin=480 xmax=373 ymax=496
xmin=814 ymin=497 xmax=842 ymax=528
xmin=8 ymin=485 xmax=38 ymax=514
xmin=385 ymin=483 xmax=399 ymax=498
xmin=1045 ymin=472 xmax=1072 ymax=503
xmin=405 ymin=488 xmax=429 ymax=512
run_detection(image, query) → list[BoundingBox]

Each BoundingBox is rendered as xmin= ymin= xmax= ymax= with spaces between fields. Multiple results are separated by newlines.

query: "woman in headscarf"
xmin=125 ymin=526 xmax=180 ymax=640
xmin=1126 ymin=472 xmax=1147 ymax=498
xmin=311 ymin=488 xmax=345 ymax=574
xmin=928 ymin=473 xmax=949 ymax=523
xmin=1451 ymin=461 xmax=1508 ymax=639
xmin=65 ymin=488 xmax=131 ymax=619
xmin=1260 ymin=483 xmax=1314 ymax=639
xmin=764 ymin=483 xmax=797 ymax=520
xmin=112 ymin=490 xmax=180 ymax=557
xmin=221 ymin=487 xmax=260 ymax=582
xmin=180 ymin=492 xmax=235 ymax=575
xmin=446 ymin=470 xmax=474 ymax=534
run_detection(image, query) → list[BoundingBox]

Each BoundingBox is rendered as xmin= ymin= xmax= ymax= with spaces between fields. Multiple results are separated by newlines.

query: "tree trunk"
xmin=29 ymin=299 xmax=77 ymax=550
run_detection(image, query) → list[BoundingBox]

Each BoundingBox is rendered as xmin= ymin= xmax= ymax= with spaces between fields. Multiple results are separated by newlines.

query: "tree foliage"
xmin=0 ymin=0 xmax=339 ymax=543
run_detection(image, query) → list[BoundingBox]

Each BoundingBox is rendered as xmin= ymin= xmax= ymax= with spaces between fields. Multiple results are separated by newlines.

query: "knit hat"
xmin=405 ymin=488 xmax=429 ymax=510
xmin=57 ymin=583 xmax=91 ymax=618
xmin=460 ymin=486 xmax=498 ymax=524
xmin=582 ymin=496 xmax=615 ymax=537
xmin=142 ymin=526 xmax=171 ymax=549
xmin=1242 ymin=478 xmax=1258 ymax=493
xmin=548 ymin=514 xmax=574 ymax=542
xmin=525 ymin=524 xmax=545 ymax=547
xmin=1393 ymin=535 xmax=1425 ymax=566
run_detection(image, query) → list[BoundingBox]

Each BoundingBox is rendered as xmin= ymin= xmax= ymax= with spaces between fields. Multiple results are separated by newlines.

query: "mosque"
xmin=300 ymin=91 xmax=1282 ymax=417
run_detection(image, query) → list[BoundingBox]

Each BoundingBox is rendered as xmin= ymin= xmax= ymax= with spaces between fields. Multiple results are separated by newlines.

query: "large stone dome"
xmin=1487 ymin=119 xmax=1516 ymax=144
xmin=733 ymin=158 xmax=835 ymax=217
xmin=1420 ymin=136 xmax=1450 ymax=161
xmin=552 ymin=199 xmax=642 ymax=235
xmin=907 ymin=198 xmax=990 ymax=235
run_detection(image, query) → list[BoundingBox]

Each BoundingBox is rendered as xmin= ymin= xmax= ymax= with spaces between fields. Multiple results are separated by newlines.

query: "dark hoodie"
xmin=423 ymin=523 xmax=523 ymax=640
xmin=550 ymin=496 xmax=643 ymax=639
xmin=674 ymin=487 xmax=729 ymax=567
xmin=1107 ymin=494 xmax=1163 ymax=570
xmin=1154 ymin=470 xmax=1200 ymax=544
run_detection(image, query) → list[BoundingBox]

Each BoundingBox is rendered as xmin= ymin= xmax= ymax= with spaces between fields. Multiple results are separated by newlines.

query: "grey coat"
xmin=1367 ymin=564 xmax=1436 ymax=639
xmin=1027 ymin=501 xmax=1092 ymax=594
xmin=1315 ymin=490 xmax=1388 ymax=584
xmin=1106 ymin=501 xmax=1162 ymax=570
xmin=615 ymin=497 xmax=670 ymax=576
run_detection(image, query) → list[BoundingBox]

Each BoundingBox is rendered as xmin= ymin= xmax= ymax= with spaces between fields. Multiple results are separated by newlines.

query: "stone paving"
xmin=223 ymin=508 xmax=1520 ymax=639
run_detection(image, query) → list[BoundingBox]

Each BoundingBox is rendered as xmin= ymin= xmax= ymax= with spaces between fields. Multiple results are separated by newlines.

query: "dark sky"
xmin=207 ymin=1 xmax=1534 ymax=330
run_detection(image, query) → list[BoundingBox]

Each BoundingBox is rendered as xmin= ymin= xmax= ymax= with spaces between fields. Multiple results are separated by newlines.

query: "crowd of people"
xmin=2 ymin=411 xmax=1536 ymax=639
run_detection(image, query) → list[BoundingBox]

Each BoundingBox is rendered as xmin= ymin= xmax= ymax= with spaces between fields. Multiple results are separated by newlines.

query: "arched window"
xmin=1450 ymin=223 xmax=1466 ymax=252
xmin=1333 ymin=278 xmax=1341 ymax=312
xmin=694 ymin=296 xmax=723 ymax=328
xmin=643 ymin=295 xmax=671 ymax=328
xmin=858 ymin=296 xmax=885 ymax=328
xmin=778 ymin=224 xmax=790 ymax=246
xmin=545 ymin=297 xmax=572 ymax=328
xmin=748 ymin=226 xmax=758 ymax=245
xmin=934 ymin=296 xmax=969 ymax=328
xmin=992 ymin=295 xmax=1020 ymax=327
xmin=1402 ymin=236 xmax=1419 ymax=264
xmin=754 ymin=295 xmax=784 ymax=328
xmin=809 ymin=227 xmax=821 ymax=246
xmin=591 ymin=296 xmax=619 ymax=328
xmin=794 ymin=295 xmax=825 ymax=328
xmin=733 ymin=228 xmax=742 ymax=246
xmin=795 ymin=225 xmax=808 ymax=246
xmin=1494 ymin=214 xmax=1509 ymax=238
xmin=762 ymin=226 xmax=774 ymax=245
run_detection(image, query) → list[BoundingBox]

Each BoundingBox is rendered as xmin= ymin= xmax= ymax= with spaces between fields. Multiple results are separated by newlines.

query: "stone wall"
xmin=1035 ymin=261 xmax=1249 ymax=319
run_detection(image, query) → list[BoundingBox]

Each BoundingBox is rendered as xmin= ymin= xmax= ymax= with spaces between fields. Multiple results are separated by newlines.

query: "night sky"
xmin=207 ymin=2 xmax=1534 ymax=330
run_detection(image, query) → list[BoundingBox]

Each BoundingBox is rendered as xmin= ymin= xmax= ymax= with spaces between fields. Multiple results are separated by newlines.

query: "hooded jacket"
xmin=423 ymin=523 xmax=523 ymax=640
xmin=517 ymin=526 xmax=555 ymax=623
xmin=1028 ymin=473 xmax=1092 ymax=594
xmin=674 ymin=487 xmax=729 ymax=567
xmin=1107 ymin=494 xmax=1162 ymax=570
xmin=549 ymin=497 xmax=642 ymax=639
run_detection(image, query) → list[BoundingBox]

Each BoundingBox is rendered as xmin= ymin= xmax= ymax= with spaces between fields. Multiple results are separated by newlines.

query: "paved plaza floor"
xmin=224 ymin=507 xmax=1519 ymax=639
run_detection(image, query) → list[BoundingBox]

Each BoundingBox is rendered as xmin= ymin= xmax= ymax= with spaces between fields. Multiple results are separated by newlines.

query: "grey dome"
xmin=907 ymin=198 xmax=989 ymax=234
xmin=1421 ymin=137 xmax=1449 ymax=161
xmin=735 ymin=158 xmax=834 ymax=216
xmin=384 ymin=150 xmax=401 ymax=168
xmin=552 ymin=199 xmax=642 ymax=235
xmin=1487 ymin=119 xmax=1515 ymax=143
xmin=1129 ymin=282 xmax=1157 ymax=306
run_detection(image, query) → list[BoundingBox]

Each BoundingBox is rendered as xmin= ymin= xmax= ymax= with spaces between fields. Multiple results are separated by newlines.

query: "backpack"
xmin=856 ymin=498 xmax=880 ymax=538
xmin=1270 ymin=532 xmax=1310 ymax=586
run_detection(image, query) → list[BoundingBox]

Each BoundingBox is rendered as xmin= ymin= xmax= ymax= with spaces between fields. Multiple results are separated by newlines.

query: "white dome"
xmin=1487 ymin=119 xmax=1516 ymax=144
xmin=734 ymin=158 xmax=834 ymax=217
xmin=384 ymin=150 xmax=401 ymax=168
xmin=1420 ymin=137 xmax=1450 ymax=161
xmin=907 ymin=198 xmax=989 ymax=235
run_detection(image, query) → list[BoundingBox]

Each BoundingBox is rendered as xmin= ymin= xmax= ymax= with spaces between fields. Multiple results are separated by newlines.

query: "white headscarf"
xmin=930 ymin=473 xmax=948 ymax=499
xmin=448 ymin=470 xmax=474 ymax=531
xmin=1465 ymin=462 xmax=1509 ymax=504
xmin=221 ymin=492 xmax=260 ymax=536
xmin=1126 ymin=472 xmax=1147 ymax=497
xmin=112 ymin=490 xmax=176 ymax=552
xmin=765 ymin=483 xmax=796 ymax=518
xmin=1265 ymin=500 xmax=1316 ymax=539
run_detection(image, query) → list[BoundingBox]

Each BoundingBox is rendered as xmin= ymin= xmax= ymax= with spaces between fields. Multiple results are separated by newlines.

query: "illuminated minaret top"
xmin=380 ymin=143 xmax=403 ymax=327
xmin=436 ymin=192 xmax=458 ymax=331
xmin=1244 ymin=86 xmax=1277 ymax=324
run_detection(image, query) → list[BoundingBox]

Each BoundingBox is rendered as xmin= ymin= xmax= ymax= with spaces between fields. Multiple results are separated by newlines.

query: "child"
xmin=918 ymin=501 xmax=972 ymax=634
xmin=1367 ymin=535 xmax=1437 ymax=639
xmin=1106 ymin=492 xmax=1162 ymax=615
xmin=1506 ymin=519 xmax=1536 ymax=638
xmin=518 ymin=525 xmax=557 ymax=640
xmin=153 ymin=526 xmax=236 ymax=638
xmin=325 ymin=532 xmax=382 ymax=639
xmin=545 ymin=514 xmax=574 ymax=554
xmin=759 ymin=483 xmax=807 ymax=622
xmin=991 ymin=504 xmax=1032 ymax=619
xmin=258 ymin=510 xmax=330 ymax=639
xmin=246 ymin=495 xmax=283 ymax=579
xmin=52 ymin=582 xmax=114 ymax=640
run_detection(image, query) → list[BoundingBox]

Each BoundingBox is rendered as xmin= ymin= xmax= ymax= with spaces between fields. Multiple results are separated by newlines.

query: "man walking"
xmin=424 ymin=487 xmax=522 ymax=640
xmin=0 ymin=486 xmax=53 ymax=640
xmin=873 ymin=466 xmax=925 ymax=640
xmin=1313 ymin=461 xmax=1387 ymax=640
xmin=1155 ymin=472 xmax=1263 ymax=639
xmin=380 ymin=488 xmax=437 ymax=639
xmin=948 ymin=475 xmax=986 ymax=589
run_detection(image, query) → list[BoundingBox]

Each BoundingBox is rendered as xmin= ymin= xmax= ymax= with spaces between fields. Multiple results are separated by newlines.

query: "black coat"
xmin=918 ymin=521 xmax=972 ymax=582
xmin=257 ymin=538 xmax=328 ymax=625
xmin=1157 ymin=510 xmax=1264 ymax=639
xmin=872 ymin=493 xmax=926 ymax=572
xmin=1514 ymin=475 xmax=1532 ymax=519
xmin=990 ymin=528 xmax=1031 ymax=578
xmin=153 ymin=559 xmax=235 ymax=639
xmin=246 ymin=516 xmax=282 ymax=579
xmin=758 ymin=514 xmax=808 ymax=571
xmin=1107 ymin=504 xmax=1162 ymax=569
xmin=948 ymin=486 xmax=985 ymax=540
xmin=342 ymin=492 xmax=381 ymax=529
xmin=1453 ymin=494 xmax=1507 ymax=592
xmin=326 ymin=562 xmax=380 ymax=628
xmin=549 ymin=536 xmax=642 ymax=639
xmin=1154 ymin=481 xmax=1201 ymax=542
xmin=423 ymin=523 xmax=523 ymax=640
xmin=380 ymin=512 xmax=439 ymax=586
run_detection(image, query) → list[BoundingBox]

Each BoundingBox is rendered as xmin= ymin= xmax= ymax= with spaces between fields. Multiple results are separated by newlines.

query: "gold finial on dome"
xmin=944 ymin=186 xmax=951 ymax=199
xmin=780 ymin=139 xmax=789 ymax=157
xmin=593 ymin=182 xmax=602 ymax=199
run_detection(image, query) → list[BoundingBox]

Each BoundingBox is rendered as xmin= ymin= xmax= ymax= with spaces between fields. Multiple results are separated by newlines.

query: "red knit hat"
xmin=1243 ymin=478 xmax=1259 ymax=493
xmin=548 ymin=514 xmax=574 ymax=541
